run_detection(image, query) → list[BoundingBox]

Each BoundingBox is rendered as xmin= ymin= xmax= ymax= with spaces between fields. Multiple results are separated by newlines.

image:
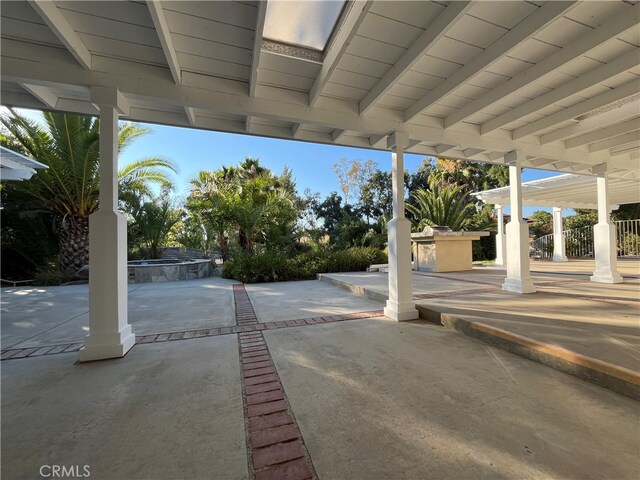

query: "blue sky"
xmin=11 ymin=107 xmax=558 ymax=216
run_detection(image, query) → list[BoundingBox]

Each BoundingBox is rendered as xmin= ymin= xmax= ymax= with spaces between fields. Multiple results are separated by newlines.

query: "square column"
xmin=552 ymin=207 xmax=568 ymax=262
xmin=591 ymin=172 xmax=623 ymax=284
xmin=80 ymin=87 xmax=135 ymax=362
xmin=495 ymin=205 xmax=507 ymax=265
xmin=502 ymin=151 xmax=536 ymax=294
xmin=384 ymin=131 xmax=418 ymax=321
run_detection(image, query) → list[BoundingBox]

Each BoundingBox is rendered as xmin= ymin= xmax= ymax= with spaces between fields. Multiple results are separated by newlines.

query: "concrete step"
xmin=318 ymin=273 xmax=640 ymax=401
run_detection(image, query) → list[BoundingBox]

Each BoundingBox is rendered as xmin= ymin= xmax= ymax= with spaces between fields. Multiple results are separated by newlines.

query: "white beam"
xmin=610 ymin=140 xmax=640 ymax=156
xmin=185 ymin=106 xmax=196 ymax=126
xmin=435 ymin=144 xmax=457 ymax=155
xmin=369 ymin=134 xmax=387 ymax=148
xmin=20 ymin=83 xmax=58 ymax=109
xmin=513 ymin=79 xmax=640 ymax=140
xmin=482 ymin=50 xmax=639 ymax=135
xmin=359 ymin=1 xmax=471 ymax=115
xmin=540 ymin=101 xmax=640 ymax=144
xmin=147 ymin=0 xmax=181 ymax=84
xmin=291 ymin=122 xmax=303 ymax=138
xmin=589 ymin=131 xmax=640 ymax=153
xmin=309 ymin=1 xmax=372 ymax=107
xmin=0 ymin=55 xmax=625 ymax=167
xmin=29 ymin=0 xmax=91 ymax=69
xmin=331 ymin=129 xmax=347 ymax=142
xmin=405 ymin=1 xmax=575 ymax=122
xmin=245 ymin=115 xmax=253 ymax=132
xmin=445 ymin=4 xmax=640 ymax=128
xmin=565 ymin=118 xmax=639 ymax=149
xmin=249 ymin=0 xmax=267 ymax=98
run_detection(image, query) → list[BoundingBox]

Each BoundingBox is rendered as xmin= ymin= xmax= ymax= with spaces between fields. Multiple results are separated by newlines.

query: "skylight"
xmin=263 ymin=0 xmax=346 ymax=51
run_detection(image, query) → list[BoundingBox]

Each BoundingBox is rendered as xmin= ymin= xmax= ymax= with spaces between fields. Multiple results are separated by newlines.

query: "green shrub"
xmin=620 ymin=234 xmax=640 ymax=256
xmin=222 ymin=247 xmax=387 ymax=283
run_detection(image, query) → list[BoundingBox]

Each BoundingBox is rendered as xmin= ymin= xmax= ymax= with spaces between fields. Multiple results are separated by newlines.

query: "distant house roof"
xmin=473 ymin=173 xmax=640 ymax=210
xmin=0 ymin=145 xmax=48 ymax=181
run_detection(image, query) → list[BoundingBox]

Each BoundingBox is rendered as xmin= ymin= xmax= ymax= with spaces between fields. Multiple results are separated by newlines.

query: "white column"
xmin=495 ymin=205 xmax=507 ymax=265
xmin=552 ymin=207 xmax=568 ymax=262
xmin=80 ymin=87 xmax=135 ymax=362
xmin=590 ymin=172 xmax=623 ymax=283
xmin=384 ymin=131 xmax=419 ymax=321
xmin=502 ymin=151 xmax=536 ymax=294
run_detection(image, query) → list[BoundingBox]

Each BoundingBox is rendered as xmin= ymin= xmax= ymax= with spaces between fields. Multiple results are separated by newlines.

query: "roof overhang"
xmin=0 ymin=145 xmax=48 ymax=181
xmin=473 ymin=173 xmax=640 ymax=210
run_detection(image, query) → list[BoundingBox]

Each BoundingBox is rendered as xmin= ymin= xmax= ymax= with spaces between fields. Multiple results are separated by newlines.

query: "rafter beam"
xmin=482 ymin=50 xmax=639 ymax=135
xmin=359 ymin=1 xmax=471 ymax=115
xmin=435 ymin=144 xmax=457 ymax=155
xmin=331 ymin=129 xmax=347 ymax=142
xmin=513 ymin=79 xmax=640 ymax=140
xmin=29 ymin=0 xmax=91 ymax=69
xmin=540 ymin=101 xmax=640 ymax=144
xmin=369 ymin=134 xmax=387 ymax=148
xmin=404 ymin=1 xmax=575 ymax=122
xmin=20 ymin=83 xmax=58 ymax=108
xmin=445 ymin=4 xmax=640 ymax=128
xmin=185 ymin=107 xmax=196 ymax=125
xmin=565 ymin=118 xmax=639 ymax=149
xmin=588 ymin=131 xmax=640 ymax=153
xmin=2 ymin=55 xmax=623 ymax=167
xmin=147 ymin=0 xmax=180 ymax=84
xmin=249 ymin=1 xmax=267 ymax=97
xmin=309 ymin=1 xmax=372 ymax=107
xmin=610 ymin=140 xmax=640 ymax=156
xmin=291 ymin=122 xmax=303 ymax=138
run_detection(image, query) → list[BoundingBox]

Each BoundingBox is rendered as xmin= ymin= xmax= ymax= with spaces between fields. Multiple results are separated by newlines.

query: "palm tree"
xmin=406 ymin=181 xmax=475 ymax=232
xmin=1 ymin=109 xmax=176 ymax=272
xmin=129 ymin=195 xmax=183 ymax=259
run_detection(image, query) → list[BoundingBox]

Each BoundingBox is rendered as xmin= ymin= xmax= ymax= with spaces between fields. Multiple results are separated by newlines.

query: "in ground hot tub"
xmin=127 ymin=258 xmax=216 ymax=283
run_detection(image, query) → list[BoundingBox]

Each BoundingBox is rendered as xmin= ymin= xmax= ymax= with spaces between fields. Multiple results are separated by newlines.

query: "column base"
xmin=79 ymin=327 xmax=135 ymax=362
xmin=502 ymin=277 xmax=536 ymax=294
xmin=590 ymin=273 xmax=623 ymax=284
xmin=552 ymin=255 xmax=568 ymax=262
xmin=384 ymin=300 xmax=419 ymax=322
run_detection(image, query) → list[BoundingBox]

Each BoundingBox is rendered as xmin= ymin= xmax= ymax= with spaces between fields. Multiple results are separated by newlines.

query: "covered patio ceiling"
xmin=1 ymin=1 xmax=639 ymax=180
xmin=473 ymin=173 xmax=640 ymax=209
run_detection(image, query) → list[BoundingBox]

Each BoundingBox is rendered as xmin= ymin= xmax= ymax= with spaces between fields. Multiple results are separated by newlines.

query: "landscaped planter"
xmin=127 ymin=259 xmax=217 ymax=283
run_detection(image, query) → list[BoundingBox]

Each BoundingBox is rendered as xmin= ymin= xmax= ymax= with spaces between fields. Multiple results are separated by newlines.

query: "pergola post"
xmin=502 ymin=151 xmax=536 ymax=294
xmin=590 ymin=172 xmax=623 ymax=284
xmin=552 ymin=207 xmax=568 ymax=262
xmin=384 ymin=131 xmax=418 ymax=321
xmin=80 ymin=87 xmax=135 ymax=362
xmin=495 ymin=204 xmax=507 ymax=265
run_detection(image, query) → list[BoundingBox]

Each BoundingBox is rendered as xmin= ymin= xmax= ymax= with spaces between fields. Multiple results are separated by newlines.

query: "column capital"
xmin=90 ymin=86 xmax=130 ymax=115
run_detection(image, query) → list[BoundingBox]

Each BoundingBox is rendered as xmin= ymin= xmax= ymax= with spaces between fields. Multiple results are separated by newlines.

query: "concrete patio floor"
xmin=2 ymin=273 xmax=639 ymax=479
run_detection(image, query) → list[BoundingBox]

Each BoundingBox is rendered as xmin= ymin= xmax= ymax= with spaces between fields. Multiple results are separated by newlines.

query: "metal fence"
xmin=531 ymin=219 xmax=640 ymax=259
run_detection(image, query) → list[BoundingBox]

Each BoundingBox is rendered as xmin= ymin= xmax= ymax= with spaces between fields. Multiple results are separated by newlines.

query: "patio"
xmin=2 ymin=276 xmax=639 ymax=480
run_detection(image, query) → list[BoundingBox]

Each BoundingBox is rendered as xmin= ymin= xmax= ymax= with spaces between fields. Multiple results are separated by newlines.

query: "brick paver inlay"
xmin=233 ymin=284 xmax=317 ymax=480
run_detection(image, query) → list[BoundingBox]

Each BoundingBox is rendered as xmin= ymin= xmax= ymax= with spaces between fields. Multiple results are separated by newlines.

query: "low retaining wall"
xmin=128 ymin=259 xmax=217 ymax=283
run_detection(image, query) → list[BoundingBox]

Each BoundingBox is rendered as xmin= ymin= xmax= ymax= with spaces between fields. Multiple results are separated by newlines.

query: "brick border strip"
xmin=0 ymin=309 xmax=383 ymax=361
xmin=234 ymin=285 xmax=317 ymax=480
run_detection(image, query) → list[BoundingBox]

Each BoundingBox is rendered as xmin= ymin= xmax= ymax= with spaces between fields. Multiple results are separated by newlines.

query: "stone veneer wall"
xmin=128 ymin=259 xmax=218 ymax=283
